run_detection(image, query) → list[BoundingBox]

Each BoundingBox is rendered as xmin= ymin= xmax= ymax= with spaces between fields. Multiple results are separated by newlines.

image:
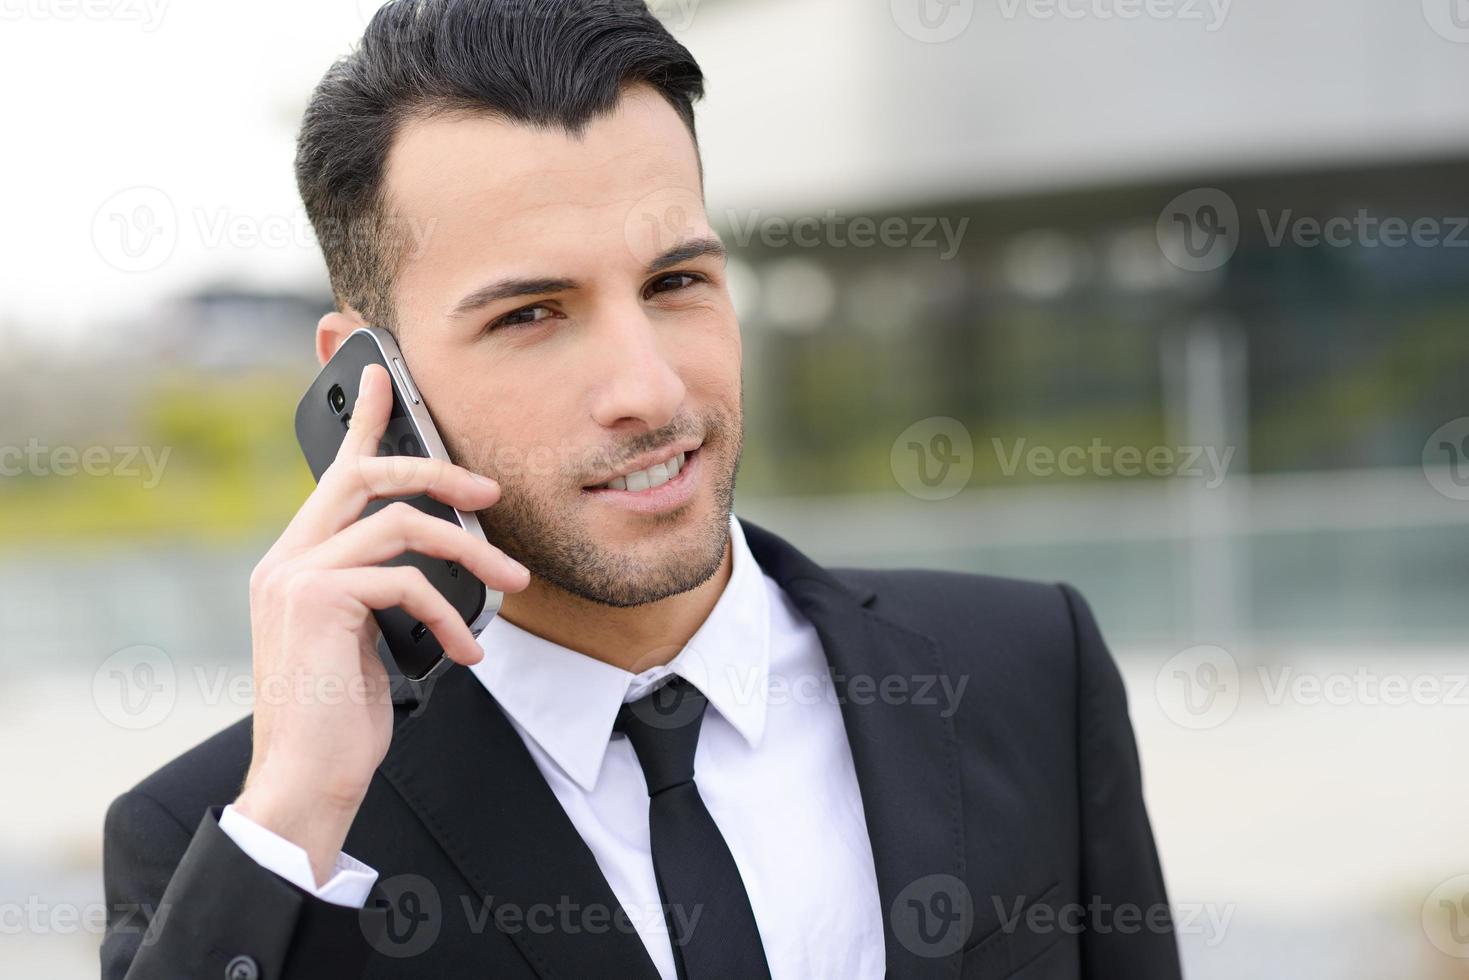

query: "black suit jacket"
xmin=101 ymin=519 xmax=1182 ymax=979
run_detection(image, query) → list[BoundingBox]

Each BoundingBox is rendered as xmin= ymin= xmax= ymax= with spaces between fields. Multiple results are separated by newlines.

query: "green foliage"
xmin=0 ymin=371 xmax=314 ymax=550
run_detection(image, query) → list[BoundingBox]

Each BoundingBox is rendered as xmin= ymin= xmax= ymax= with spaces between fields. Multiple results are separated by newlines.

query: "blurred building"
xmin=670 ymin=0 xmax=1469 ymax=647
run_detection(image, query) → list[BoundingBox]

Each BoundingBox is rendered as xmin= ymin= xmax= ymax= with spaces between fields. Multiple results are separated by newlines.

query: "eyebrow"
xmin=446 ymin=236 xmax=727 ymax=319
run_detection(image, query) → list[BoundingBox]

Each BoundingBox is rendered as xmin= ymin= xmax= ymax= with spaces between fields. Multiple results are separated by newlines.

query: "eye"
xmin=643 ymin=272 xmax=706 ymax=300
xmin=487 ymin=304 xmax=556 ymax=332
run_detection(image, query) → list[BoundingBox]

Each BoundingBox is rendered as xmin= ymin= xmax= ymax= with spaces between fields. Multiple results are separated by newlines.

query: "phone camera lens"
xmin=328 ymin=384 xmax=346 ymax=415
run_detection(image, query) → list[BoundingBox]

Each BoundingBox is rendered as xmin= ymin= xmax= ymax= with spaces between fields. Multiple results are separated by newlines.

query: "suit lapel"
xmin=378 ymin=667 xmax=662 ymax=979
xmin=741 ymin=518 xmax=968 ymax=978
xmin=373 ymin=516 xmax=967 ymax=979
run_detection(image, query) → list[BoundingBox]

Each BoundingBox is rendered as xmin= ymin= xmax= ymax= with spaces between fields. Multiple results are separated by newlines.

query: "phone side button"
xmin=392 ymin=357 xmax=422 ymax=405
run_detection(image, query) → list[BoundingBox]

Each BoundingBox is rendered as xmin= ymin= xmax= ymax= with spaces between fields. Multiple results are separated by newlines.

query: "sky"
xmin=5 ymin=0 xmax=1469 ymax=347
xmin=0 ymin=1 xmax=380 ymax=343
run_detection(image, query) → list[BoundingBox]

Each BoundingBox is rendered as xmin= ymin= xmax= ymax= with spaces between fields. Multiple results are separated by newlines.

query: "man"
xmin=101 ymin=1 xmax=1182 ymax=977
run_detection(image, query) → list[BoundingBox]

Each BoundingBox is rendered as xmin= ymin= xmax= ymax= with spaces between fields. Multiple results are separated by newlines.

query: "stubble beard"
xmin=467 ymin=406 xmax=743 ymax=609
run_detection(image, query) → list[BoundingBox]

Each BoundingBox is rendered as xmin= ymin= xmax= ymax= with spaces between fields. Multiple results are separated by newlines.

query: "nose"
xmin=587 ymin=302 xmax=687 ymax=432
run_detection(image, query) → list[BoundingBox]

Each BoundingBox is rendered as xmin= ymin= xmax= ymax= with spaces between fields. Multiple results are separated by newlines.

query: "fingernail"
xmin=471 ymin=472 xmax=497 ymax=488
xmin=509 ymin=557 xmax=530 ymax=577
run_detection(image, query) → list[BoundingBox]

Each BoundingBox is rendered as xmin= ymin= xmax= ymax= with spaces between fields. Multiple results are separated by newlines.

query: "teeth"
xmin=598 ymin=450 xmax=687 ymax=492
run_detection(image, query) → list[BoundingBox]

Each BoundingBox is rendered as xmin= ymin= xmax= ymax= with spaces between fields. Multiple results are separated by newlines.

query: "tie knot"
xmin=614 ymin=676 xmax=709 ymax=796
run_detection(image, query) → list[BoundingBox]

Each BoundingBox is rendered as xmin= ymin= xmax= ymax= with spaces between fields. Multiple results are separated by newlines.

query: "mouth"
xmin=581 ymin=443 xmax=703 ymax=515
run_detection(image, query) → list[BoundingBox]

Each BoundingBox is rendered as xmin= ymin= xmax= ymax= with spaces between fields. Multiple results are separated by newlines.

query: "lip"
xmin=581 ymin=446 xmax=701 ymax=515
xmin=584 ymin=438 xmax=704 ymax=488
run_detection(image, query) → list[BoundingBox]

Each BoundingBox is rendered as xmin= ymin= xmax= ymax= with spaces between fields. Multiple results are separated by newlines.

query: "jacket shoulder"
xmin=834 ymin=566 xmax=1077 ymax=640
xmin=120 ymin=713 xmax=255 ymax=829
xmin=829 ymin=566 xmax=1096 ymax=684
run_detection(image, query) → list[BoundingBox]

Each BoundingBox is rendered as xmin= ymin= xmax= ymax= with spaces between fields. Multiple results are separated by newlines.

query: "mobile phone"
xmin=293 ymin=326 xmax=501 ymax=682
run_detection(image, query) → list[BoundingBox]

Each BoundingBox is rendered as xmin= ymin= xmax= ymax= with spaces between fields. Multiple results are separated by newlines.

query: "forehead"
xmin=381 ymin=84 xmax=706 ymax=291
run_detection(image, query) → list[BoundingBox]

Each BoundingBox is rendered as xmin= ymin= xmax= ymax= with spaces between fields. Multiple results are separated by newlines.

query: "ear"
xmin=315 ymin=309 xmax=368 ymax=366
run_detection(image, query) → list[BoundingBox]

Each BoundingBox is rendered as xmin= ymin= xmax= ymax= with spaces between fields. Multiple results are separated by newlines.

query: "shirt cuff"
xmin=219 ymin=803 xmax=378 ymax=908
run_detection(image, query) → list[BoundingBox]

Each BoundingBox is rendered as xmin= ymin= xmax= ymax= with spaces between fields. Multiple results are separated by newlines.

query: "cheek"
xmin=398 ymin=354 xmax=533 ymax=473
xmin=683 ymin=319 xmax=742 ymax=401
xmin=664 ymin=302 xmax=740 ymax=389
xmin=452 ymin=375 xmax=568 ymax=480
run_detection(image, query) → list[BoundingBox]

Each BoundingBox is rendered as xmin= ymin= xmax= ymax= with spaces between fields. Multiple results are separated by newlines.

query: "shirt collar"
xmin=467 ymin=512 xmax=771 ymax=793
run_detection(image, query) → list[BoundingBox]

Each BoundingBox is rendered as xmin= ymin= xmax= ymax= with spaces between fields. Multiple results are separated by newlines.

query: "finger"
xmin=307 ymin=500 xmax=530 ymax=592
xmin=335 ymin=454 xmax=502 ymax=522
xmin=337 ymin=363 xmax=394 ymax=462
xmin=278 ymin=364 xmax=404 ymax=551
xmin=288 ymin=450 xmax=502 ymax=550
xmin=310 ymin=565 xmax=486 ymax=666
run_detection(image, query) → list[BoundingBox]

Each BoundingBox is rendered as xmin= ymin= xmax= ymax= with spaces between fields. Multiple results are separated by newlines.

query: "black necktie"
xmin=614 ymin=676 xmax=774 ymax=980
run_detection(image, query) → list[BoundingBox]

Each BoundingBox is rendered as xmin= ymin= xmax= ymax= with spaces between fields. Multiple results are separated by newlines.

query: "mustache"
xmin=580 ymin=429 xmax=706 ymax=483
xmin=462 ymin=412 xmax=732 ymax=486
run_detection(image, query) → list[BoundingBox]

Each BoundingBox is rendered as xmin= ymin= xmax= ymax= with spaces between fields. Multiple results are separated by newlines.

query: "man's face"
xmin=377 ymin=83 xmax=742 ymax=608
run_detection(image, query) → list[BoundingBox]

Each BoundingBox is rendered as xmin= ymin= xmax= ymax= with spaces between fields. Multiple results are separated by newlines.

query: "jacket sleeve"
xmin=218 ymin=803 xmax=379 ymax=907
xmin=101 ymin=791 xmax=388 ymax=980
xmin=1059 ymin=583 xmax=1184 ymax=980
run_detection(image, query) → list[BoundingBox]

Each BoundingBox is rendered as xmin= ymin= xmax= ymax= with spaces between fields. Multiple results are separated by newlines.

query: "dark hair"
xmin=295 ymin=0 xmax=706 ymax=329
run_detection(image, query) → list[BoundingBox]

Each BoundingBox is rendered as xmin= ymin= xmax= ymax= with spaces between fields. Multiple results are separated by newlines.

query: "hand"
xmin=233 ymin=363 xmax=529 ymax=884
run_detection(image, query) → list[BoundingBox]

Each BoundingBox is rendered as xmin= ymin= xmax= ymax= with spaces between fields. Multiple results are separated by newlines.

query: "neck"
xmin=493 ymin=533 xmax=733 ymax=673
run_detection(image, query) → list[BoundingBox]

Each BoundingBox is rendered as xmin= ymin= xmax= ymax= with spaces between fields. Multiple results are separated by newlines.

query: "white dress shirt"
xmin=221 ymin=513 xmax=886 ymax=979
